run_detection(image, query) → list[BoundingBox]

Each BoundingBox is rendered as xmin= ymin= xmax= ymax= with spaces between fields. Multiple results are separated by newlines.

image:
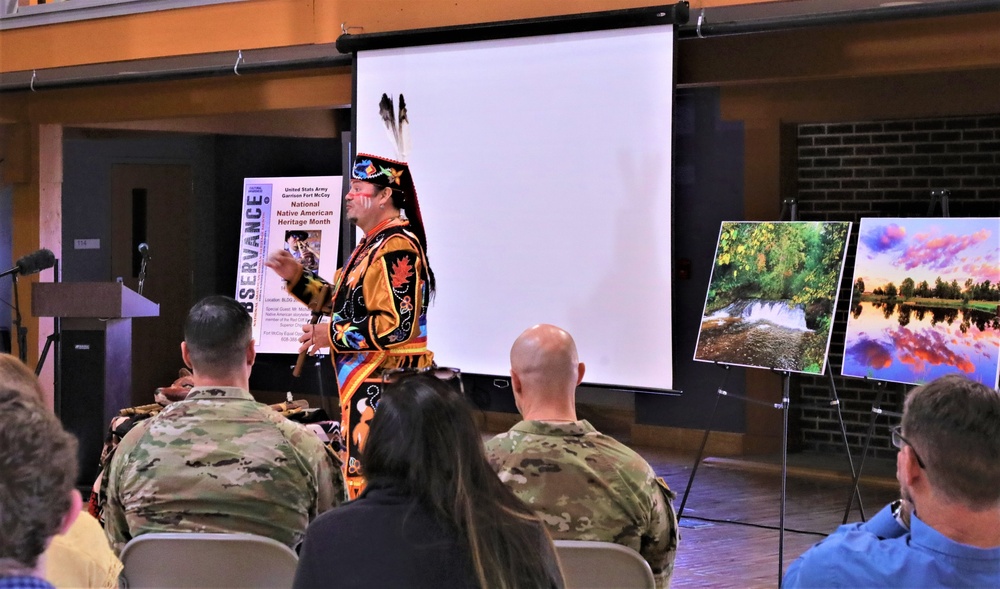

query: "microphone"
xmin=137 ymin=243 xmax=150 ymax=296
xmin=1 ymin=248 xmax=56 ymax=278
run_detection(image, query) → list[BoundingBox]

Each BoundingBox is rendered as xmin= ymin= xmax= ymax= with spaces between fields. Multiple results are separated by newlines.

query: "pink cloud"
xmin=898 ymin=229 xmax=993 ymax=271
xmin=960 ymin=262 xmax=1000 ymax=284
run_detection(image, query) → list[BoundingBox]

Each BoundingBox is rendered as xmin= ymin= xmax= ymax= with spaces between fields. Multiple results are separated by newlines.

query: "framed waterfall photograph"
xmin=694 ymin=221 xmax=852 ymax=375
xmin=842 ymin=217 xmax=1000 ymax=387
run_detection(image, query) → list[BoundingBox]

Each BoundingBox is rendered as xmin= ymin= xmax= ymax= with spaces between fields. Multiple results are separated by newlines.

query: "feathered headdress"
xmin=352 ymin=93 xmax=426 ymax=232
xmin=378 ymin=93 xmax=410 ymax=163
xmin=361 ymin=93 xmax=435 ymax=294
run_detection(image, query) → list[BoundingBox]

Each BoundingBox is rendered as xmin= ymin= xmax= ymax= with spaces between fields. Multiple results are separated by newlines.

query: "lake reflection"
xmin=843 ymin=302 xmax=1000 ymax=386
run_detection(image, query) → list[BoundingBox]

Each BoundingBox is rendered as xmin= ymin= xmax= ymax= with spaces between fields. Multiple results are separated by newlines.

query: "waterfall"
xmin=740 ymin=300 xmax=810 ymax=331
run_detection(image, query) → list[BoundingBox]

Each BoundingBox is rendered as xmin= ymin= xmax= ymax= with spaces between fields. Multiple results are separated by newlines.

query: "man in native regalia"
xmin=266 ymin=151 xmax=436 ymax=498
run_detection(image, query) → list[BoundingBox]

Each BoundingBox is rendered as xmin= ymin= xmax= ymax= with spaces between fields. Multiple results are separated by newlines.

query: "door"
xmin=111 ymin=164 xmax=193 ymax=407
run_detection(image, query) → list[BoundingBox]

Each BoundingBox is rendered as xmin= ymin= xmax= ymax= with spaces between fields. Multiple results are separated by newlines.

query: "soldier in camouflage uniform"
xmin=485 ymin=324 xmax=679 ymax=588
xmin=104 ymin=296 xmax=345 ymax=554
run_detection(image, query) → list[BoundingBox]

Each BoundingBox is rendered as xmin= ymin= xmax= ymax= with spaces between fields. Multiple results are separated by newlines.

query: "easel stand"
xmin=679 ymin=198 xmax=866 ymax=587
xmin=842 ymin=188 xmax=951 ymax=521
xmin=799 ymin=365 xmax=867 ymax=522
xmin=675 ymin=364 xmax=793 ymax=586
xmin=841 ymin=381 xmax=901 ymax=523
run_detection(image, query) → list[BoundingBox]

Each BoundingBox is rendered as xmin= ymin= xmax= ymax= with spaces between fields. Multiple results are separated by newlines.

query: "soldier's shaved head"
xmin=509 ymin=324 xmax=584 ymax=420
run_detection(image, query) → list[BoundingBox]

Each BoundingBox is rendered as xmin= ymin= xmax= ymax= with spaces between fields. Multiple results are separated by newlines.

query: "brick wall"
xmin=794 ymin=114 xmax=1000 ymax=460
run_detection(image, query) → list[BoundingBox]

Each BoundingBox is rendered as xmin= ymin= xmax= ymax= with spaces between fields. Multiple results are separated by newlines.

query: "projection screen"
xmin=354 ymin=23 xmax=675 ymax=391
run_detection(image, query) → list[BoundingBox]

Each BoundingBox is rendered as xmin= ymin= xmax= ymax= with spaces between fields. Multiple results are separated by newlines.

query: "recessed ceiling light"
xmin=879 ymin=1 xmax=923 ymax=7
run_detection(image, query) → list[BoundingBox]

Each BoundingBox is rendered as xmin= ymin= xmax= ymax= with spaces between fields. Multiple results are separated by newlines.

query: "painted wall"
xmin=62 ymin=132 xmax=341 ymax=301
xmin=637 ymin=87 xmax=747 ymax=432
xmin=62 ymin=133 xmax=214 ymax=291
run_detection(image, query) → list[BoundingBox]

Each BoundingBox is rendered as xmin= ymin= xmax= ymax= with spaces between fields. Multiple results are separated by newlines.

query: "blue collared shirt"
xmin=784 ymin=504 xmax=1000 ymax=588
xmin=0 ymin=577 xmax=55 ymax=589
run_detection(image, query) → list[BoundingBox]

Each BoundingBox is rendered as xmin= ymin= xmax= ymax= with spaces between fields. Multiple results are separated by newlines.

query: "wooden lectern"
xmin=32 ymin=282 xmax=159 ymax=484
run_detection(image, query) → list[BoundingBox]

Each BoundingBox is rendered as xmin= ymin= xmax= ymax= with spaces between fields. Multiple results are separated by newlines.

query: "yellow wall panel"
xmin=1 ymin=0 xmax=319 ymax=72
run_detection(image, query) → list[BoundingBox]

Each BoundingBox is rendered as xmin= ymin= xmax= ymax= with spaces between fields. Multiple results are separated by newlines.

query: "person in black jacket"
xmin=293 ymin=371 xmax=564 ymax=589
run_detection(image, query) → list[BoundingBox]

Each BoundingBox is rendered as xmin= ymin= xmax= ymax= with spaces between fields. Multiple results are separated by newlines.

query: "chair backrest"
xmin=553 ymin=540 xmax=655 ymax=589
xmin=119 ymin=532 xmax=298 ymax=589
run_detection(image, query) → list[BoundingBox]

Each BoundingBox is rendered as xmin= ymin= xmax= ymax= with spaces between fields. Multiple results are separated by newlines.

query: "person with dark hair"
xmin=784 ymin=373 xmax=1000 ymax=587
xmin=103 ymin=296 xmax=345 ymax=553
xmin=292 ymin=373 xmax=564 ymax=589
xmin=0 ymin=354 xmax=82 ymax=588
xmin=485 ymin=324 xmax=679 ymax=588
xmin=267 ymin=153 xmax=436 ymax=498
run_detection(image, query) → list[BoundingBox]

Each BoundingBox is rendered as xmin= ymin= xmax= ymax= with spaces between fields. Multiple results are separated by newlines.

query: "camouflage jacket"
xmin=485 ymin=420 xmax=679 ymax=588
xmin=104 ymin=387 xmax=345 ymax=554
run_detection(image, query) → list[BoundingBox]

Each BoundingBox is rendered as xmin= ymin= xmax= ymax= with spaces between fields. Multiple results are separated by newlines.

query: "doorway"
xmin=110 ymin=163 xmax=193 ymax=406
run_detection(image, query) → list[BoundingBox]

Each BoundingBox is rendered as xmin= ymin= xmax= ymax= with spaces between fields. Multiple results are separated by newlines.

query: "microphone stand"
xmin=34 ymin=258 xmax=60 ymax=378
xmin=10 ymin=273 xmax=27 ymax=363
xmin=138 ymin=254 xmax=149 ymax=296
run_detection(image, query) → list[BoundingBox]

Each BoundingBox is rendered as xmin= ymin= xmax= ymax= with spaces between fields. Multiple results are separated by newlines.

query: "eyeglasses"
xmin=381 ymin=365 xmax=464 ymax=393
xmin=890 ymin=425 xmax=926 ymax=469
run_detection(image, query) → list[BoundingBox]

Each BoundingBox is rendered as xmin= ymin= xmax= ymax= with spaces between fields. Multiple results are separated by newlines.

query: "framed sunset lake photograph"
xmin=843 ymin=217 xmax=1000 ymax=387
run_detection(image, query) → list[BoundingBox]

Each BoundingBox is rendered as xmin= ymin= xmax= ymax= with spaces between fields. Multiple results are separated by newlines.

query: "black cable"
xmin=680 ymin=514 xmax=827 ymax=538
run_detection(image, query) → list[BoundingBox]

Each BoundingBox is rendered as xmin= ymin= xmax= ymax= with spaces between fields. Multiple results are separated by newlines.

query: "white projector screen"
xmin=355 ymin=25 xmax=675 ymax=391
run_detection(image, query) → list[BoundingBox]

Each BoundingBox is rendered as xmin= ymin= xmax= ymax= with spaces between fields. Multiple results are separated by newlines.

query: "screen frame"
xmin=343 ymin=6 xmax=685 ymax=394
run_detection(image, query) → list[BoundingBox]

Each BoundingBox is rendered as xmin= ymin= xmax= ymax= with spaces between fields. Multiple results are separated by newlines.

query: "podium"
xmin=32 ymin=282 xmax=159 ymax=484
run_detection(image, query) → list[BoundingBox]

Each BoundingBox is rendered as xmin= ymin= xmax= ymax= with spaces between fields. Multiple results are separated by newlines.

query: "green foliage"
xmin=815 ymin=313 xmax=831 ymax=334
xmin=899 ymin=277 xmax=915 ymax=299
xmin=708 ymin=222 xmax=850 ymax=320
xmin=878 ymin=276 xmax=1000 ymax=303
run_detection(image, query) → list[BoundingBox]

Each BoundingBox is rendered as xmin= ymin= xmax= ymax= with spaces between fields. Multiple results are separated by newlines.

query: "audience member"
xmin=44 ymin=513 xmax=122 ymax=589
xmin=294 ymin=372 xmax=564 ymax=589
xmin=784 ymin=373 xmax=1000 ymax=587
xmin=0 ymin=353 xmax=123 ymax=589
xmin=0 ymin=354 xmax=82 ymax=588
xmin=485 ymin=324 xmax=679 ymax=588
xmin=104 ymin=296 xmax=345 ymax=553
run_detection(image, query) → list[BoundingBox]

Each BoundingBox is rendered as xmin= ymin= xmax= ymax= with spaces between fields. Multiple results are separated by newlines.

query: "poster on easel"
xmin=234 ymin=176 xmax=342 ymax=354
xmin=843 ymin=217 xmax=1000 ymax=387
xmin=694 ymin=221 xmax=852 ymax=375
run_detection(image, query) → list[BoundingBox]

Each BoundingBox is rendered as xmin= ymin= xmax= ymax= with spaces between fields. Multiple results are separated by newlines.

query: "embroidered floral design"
xmin=334 ymin=322 xmax=366 ymax=349
xmin=381 ymin=166 xmax=404 ymax=185
xmin=390 ymin=256 xmax=414 ymax=289
xmin=387 ymin=327 xmax=408 ymax=343
xmin=354 ymin=159 xmax=378 ymax=179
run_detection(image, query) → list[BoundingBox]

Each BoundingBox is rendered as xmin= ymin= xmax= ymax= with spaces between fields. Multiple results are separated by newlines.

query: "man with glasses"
xmin=484 ymin=324 xmax=679 ymax=589
xmin=784 ymin=373 xmax=1000 ymax=587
